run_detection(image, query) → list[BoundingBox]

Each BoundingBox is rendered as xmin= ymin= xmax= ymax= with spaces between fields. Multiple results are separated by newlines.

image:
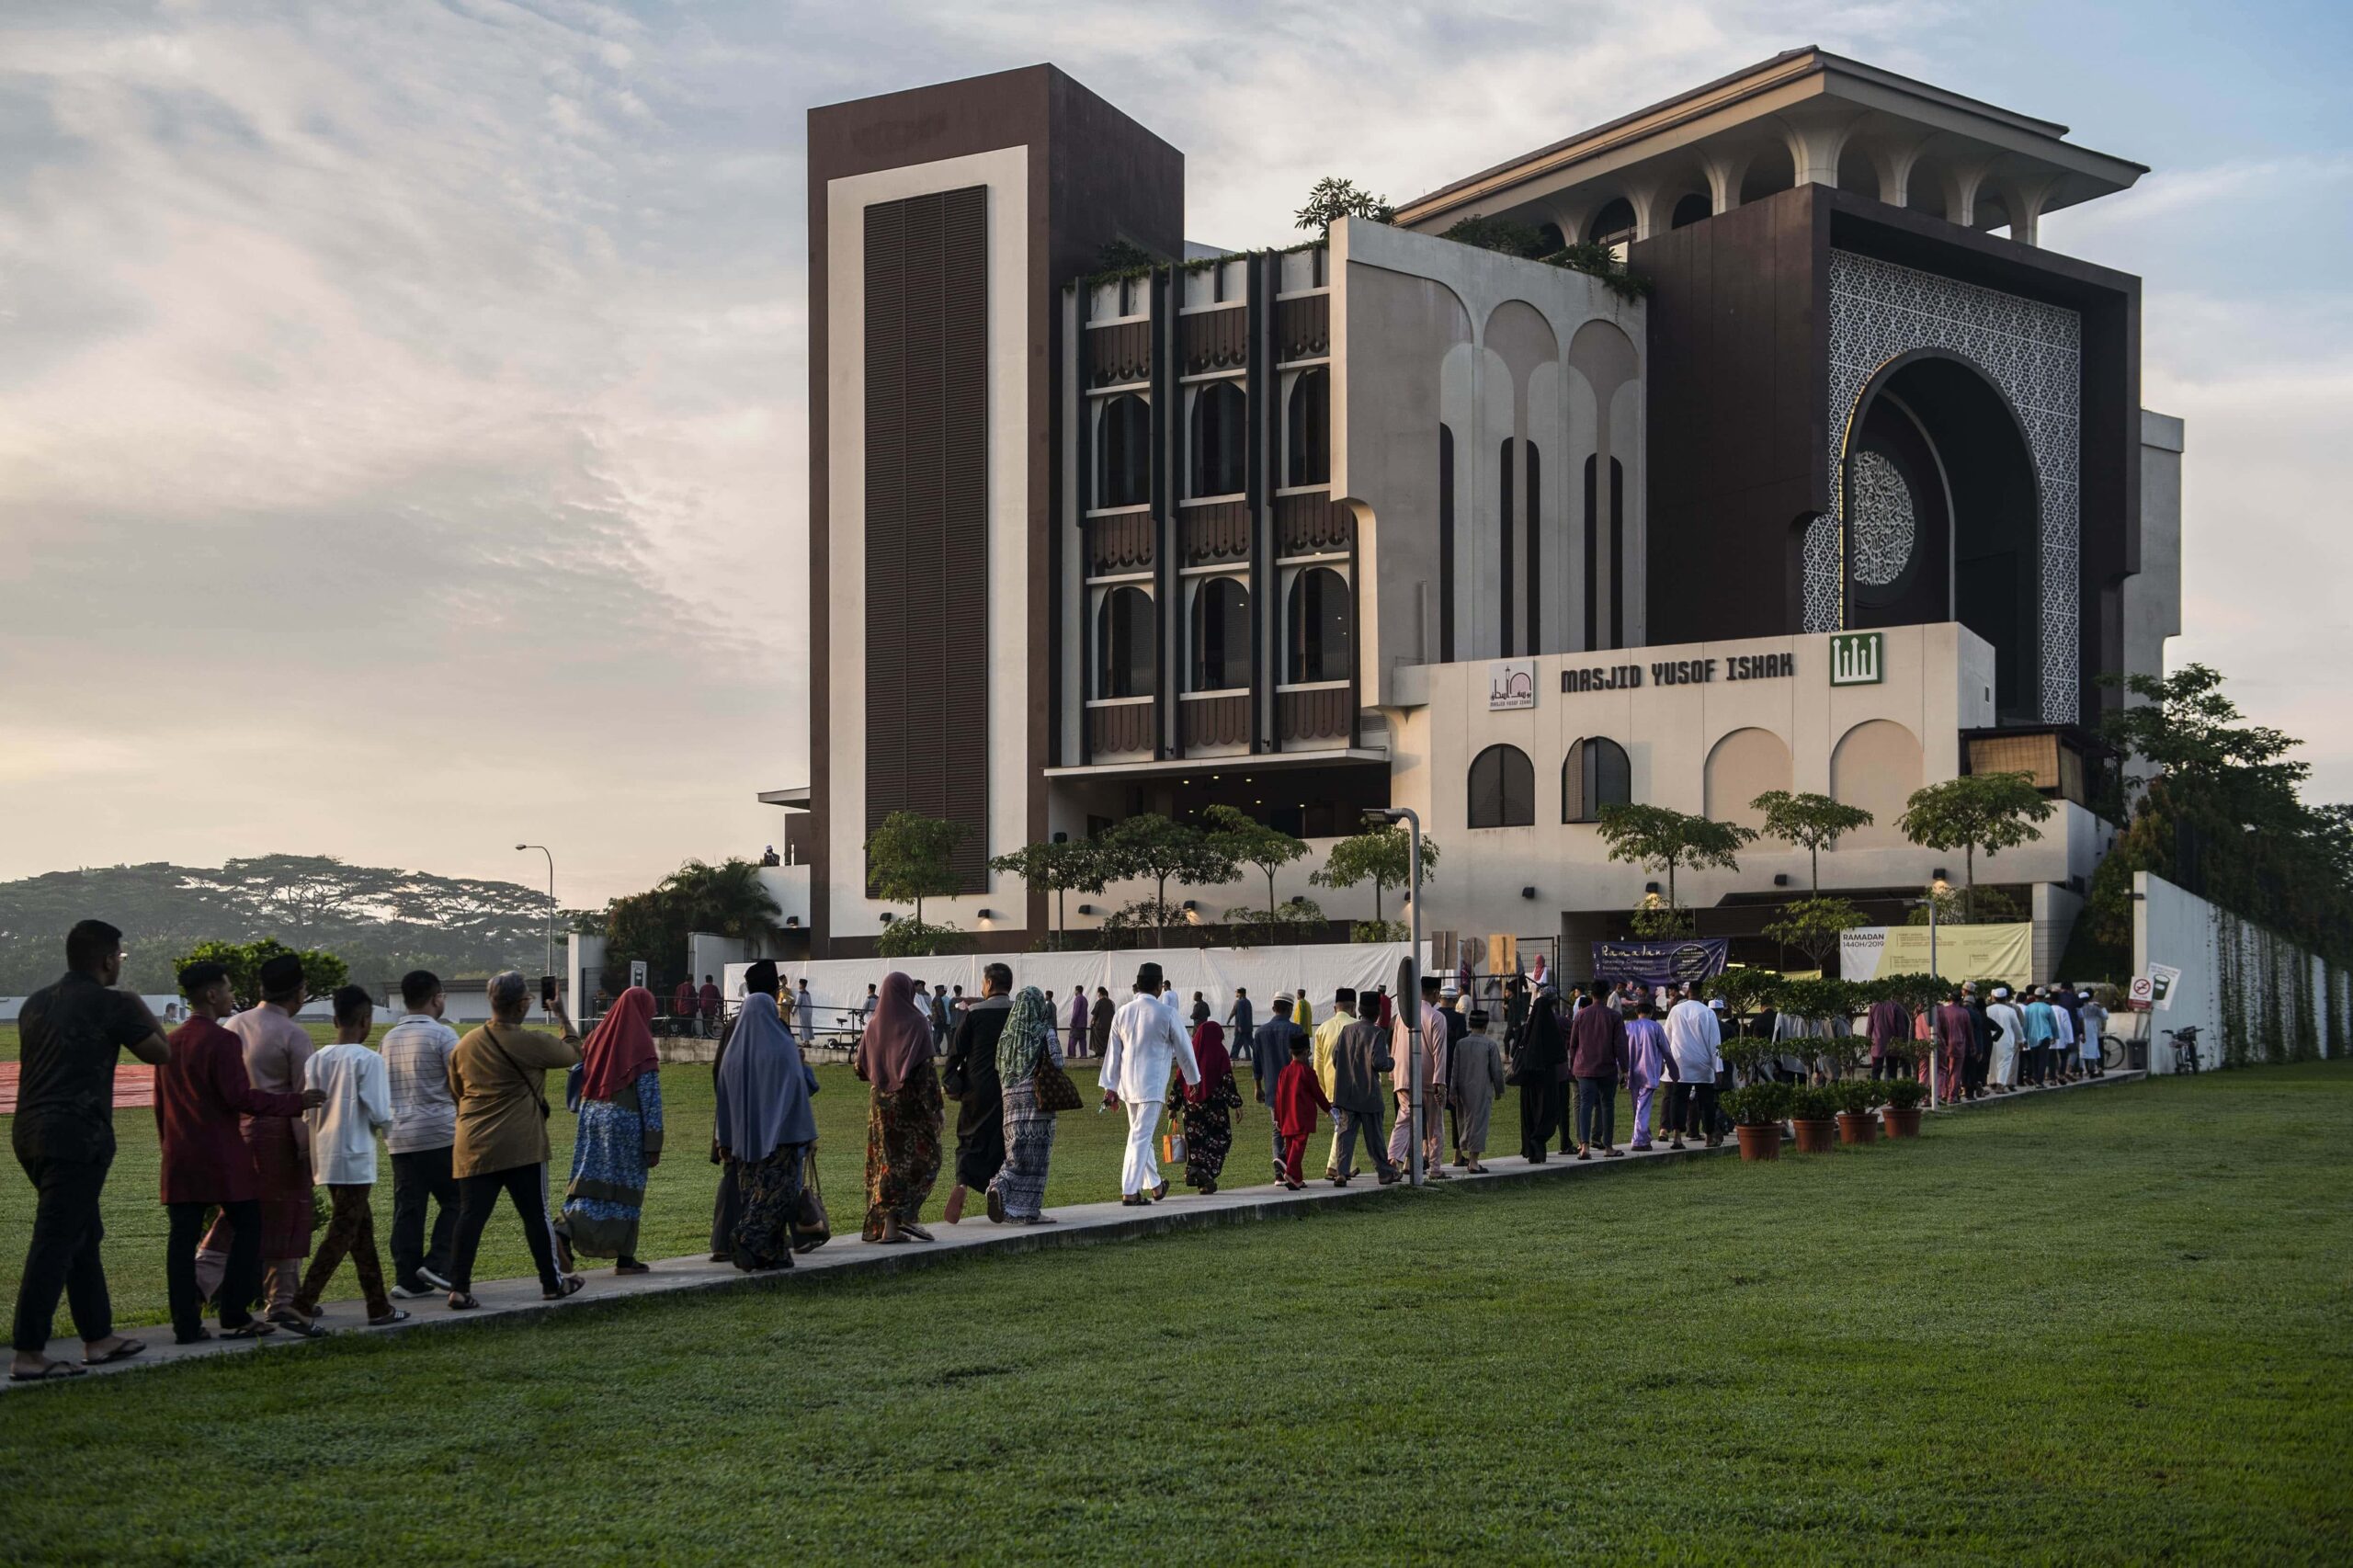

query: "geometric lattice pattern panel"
xmin=1849 ymin=449 xmax=1915 ymax=588
xmin=1816 ymin=250 xmax=2081 ymax=722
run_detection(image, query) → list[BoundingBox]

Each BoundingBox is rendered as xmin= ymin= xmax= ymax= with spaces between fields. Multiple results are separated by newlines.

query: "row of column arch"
xmin=1461 ymin=720 xmax=1924 ymax=839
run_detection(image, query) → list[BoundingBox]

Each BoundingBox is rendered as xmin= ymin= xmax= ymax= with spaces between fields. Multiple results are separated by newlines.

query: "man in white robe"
xmin=1984 ymin=988 xmax=2027 ymax=1090
xmin=1100 ymin=963 xmax=1200 ymax=1206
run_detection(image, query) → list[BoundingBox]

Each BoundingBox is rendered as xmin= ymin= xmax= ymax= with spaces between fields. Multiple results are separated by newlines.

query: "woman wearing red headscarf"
xmin=1173 ymin=1019 xmax=1243 ymax=1195
xmin=854 ymin=971 xmax=944 ymax=1244
xmin=559 ymin=986 xmax=664 ymax=1273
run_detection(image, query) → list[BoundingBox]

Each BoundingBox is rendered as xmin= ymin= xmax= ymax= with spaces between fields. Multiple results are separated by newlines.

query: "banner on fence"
xmin=1591 ymin=938 xmax=1731 ymax=985
xmin=1839 ymin=923 xmax=2030 ymax=987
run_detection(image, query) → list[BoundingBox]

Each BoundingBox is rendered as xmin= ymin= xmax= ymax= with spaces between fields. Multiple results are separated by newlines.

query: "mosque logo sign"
xmin=1830 ymin=631 xmax=1884 ymax=686
xmin=1488 ymin=659 xmax=1537 ymax=710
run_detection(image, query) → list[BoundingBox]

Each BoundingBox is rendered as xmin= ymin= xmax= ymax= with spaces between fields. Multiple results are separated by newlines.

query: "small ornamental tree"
xmin=1706 ymin=965 xmax=1786 ymax=1037
xmin=1761 ymin=896 xmax=1869 ymax=973
xmin=170 ymin=937 xmax=347 ymax=1007
xmin=1896 ymin=773 xmax=2055 ymax=922
xmin=1203 ymin=805 xmax=1312 ymax=928
xmin=1096 ymin=814 xmax=1239 ymax=947
xmin=865 ymin=811 xmax=969 ymax=930
xmin=1295 ymin=176 xmax=1392 ymax=233
xmin=1750 ymin=790 xmax=1874 ymax=893
xmin=1595 ymin=804 xmax=1756 ymax=915
xmin=1311 ymin=825 xmax=1440 ymax=930
xmin=988 ymin=838 xmax=1108 ymax=951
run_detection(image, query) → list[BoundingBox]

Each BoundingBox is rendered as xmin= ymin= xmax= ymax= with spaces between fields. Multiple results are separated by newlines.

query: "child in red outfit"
xmin=1272 ymin=1040 xmax=1332 ymax=1189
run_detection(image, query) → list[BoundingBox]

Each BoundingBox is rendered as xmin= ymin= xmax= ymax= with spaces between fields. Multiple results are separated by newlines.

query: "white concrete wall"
xmin=2133 ymin=869 xmax=2346 ymax=1071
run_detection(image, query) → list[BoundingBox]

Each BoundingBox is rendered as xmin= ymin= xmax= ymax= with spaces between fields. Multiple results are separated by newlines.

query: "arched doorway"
xmin=1842 ymin=351 xmax=2040 ymax=720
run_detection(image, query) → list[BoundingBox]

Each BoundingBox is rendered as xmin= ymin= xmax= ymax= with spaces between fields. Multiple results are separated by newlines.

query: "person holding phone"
xmin=443 ymin=971 xmax=584 ymax=1308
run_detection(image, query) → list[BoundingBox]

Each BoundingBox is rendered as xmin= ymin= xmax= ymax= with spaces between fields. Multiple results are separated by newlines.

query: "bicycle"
xmin=2097 ymin=1033 xmax=2129 ymax=1073
xmin=2164 ymin=1025 xmax=2202 ymax=1074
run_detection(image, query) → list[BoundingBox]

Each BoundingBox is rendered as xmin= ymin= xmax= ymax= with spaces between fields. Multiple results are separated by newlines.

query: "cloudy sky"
xmin=3 ymin=0 xmax=2347 ymax=906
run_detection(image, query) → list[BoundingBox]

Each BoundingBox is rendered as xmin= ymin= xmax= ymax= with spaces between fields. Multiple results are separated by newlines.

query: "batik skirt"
xmin=726 ymin=1144 xmax=805 ymax=1269
xmin=861 ymin=1060 xmax=944 ymax=1241
xmin=990 ymin=1075 xmax=1056 ymax=1219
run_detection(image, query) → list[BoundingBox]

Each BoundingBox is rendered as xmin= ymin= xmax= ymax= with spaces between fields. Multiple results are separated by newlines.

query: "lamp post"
xmin=517 ymin=844 xmax=555 ymax=1011
xmin=1365 ymin=807 xmax=1425 ymax=1187
xmin=1909 ymin=876 xmax=1951 ymax=1109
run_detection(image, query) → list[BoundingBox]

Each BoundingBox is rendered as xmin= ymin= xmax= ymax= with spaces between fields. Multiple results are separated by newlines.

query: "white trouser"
xmin=1990 ymin=1039 xmax=2017 ymax=1086
xmin=1121 ymin=1098 xmax=1165 ymax=1196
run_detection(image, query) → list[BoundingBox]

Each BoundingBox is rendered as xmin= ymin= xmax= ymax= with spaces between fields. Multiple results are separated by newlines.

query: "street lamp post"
xmin=517 ymin=844 xmax=555 ymax=1011
xmin=1366 ymin=807 xmax=1425 ymax=1187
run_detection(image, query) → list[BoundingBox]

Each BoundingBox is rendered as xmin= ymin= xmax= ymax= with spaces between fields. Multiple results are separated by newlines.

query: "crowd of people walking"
xmin=7 ymin=919 xmax=2116 ymax=1381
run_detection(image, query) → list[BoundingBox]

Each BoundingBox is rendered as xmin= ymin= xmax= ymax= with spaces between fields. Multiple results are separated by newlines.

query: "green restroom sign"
xmin=1829 ymin=631 xmax=1884 ymax=686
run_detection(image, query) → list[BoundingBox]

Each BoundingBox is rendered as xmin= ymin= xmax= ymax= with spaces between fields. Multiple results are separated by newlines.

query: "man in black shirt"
xmin=941 ymin=962 xmax=1015 ymax=1224
xmin=11 ymin=919 xmax=172 ymax=1381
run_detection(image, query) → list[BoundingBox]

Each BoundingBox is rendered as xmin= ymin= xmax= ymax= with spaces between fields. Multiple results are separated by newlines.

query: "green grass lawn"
xmin=1 ymin=1020 xmax=1631 ymax=1321
xmin=0 ymin=1063 xmax=2345 ymax=1562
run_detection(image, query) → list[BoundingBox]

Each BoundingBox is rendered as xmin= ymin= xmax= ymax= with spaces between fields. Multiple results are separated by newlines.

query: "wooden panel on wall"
xmin=1087 ymin=512 xmax=1155 ymax=574
xmin=1278 ymin=687 xmax=1352 ymax=744
xmin=1275 ymin=491 xmax=1350 ymax=556
xmin=1181 ymin=306 xmax=1249 ymax=374
xmin=1181 ymin=500 xmax=1252 ymax=564
xmin=1089 ymin=702 xmax=1154 ymax=756
xmin=1181 ymin=694 xmax=1251 ymax=750
xmin=865 ymin=186 xmax=989 ymax=892
xmin=1088 ymin=318 xmax=1153 ymax=385
xmin=1274 ymin=293 xmax=1329 ymax=362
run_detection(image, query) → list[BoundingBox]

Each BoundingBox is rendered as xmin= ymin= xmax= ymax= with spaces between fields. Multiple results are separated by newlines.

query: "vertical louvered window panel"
xmin=865 ymin=186 xmax=991 ymax=894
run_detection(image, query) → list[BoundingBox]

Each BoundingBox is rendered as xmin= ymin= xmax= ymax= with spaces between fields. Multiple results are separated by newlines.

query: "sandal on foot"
xmin=902 ymin=1222 xmax=936 ymax=1242
xmin=10 ymin=1360 xmax=85 ymax=1382
xmin=219 ymin=1321 xmax=278 ymax=1340
xmin=368 ymin=1308 xmax=413 ymax=1328
xmin=986 ymin=1187 xmax=1006 ymax=1223
xmin=542 ymin=1276 xmax=586 ymax=1301
xmin=82 ymin=1338 xmax=145 ymax=1367
xmin=448 ymin=1291 xmax=482 ymax=1311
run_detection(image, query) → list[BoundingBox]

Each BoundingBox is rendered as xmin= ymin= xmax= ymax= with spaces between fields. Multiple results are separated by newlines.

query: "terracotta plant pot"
xmin=1734 ymin=1123 xmax=1781 ymax=1162
xmin=1835 ymin=1110 xmax=1879 ymax=1146
xmin=1790 ymin=1118 xmax=1838 ymax=1154
xmin=1881 ymin=1106 xmax=1924 ymax=1139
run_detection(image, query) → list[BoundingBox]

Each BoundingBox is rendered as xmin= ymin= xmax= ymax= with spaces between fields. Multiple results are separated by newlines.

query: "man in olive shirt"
xmin=442 ymin=971 xmax=583 ymax=1308
xmin=11 ymin=920 xmax=172 ymax=1381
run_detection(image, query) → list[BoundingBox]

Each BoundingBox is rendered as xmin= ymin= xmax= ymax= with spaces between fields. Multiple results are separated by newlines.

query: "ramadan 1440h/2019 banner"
xmin=1590 ymin=939 xmax=1731 ymax=985
xmin=1838 ymin=924 xmax=2031 ymax=988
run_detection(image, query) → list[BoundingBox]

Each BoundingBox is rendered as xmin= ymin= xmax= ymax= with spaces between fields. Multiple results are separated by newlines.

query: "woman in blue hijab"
xmin=712 ymin=991 xmax=819 ymax=1271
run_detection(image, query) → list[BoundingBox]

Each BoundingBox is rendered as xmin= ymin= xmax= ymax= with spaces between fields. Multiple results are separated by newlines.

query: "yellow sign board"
xmin=1839 ymin=924 xmax=2030 ymax=988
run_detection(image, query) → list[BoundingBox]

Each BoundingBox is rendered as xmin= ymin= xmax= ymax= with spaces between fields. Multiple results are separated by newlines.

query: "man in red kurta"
xmin=1272 ymin=1041 xmax=1332 ymax=1189
xmin=195 ymin=954 xmax=319 ymax=1327
xmin=155 ymin=962 xmax=318 ymax=1344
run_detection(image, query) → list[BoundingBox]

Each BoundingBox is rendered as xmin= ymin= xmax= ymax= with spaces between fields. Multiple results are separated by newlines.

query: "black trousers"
xmin=1663 ymin=1082 xmax=1720 ymax=1139
xmin=390 ymin=1145 xmax=460 ymax=1286
xmin=448 ymin=1162 xmax=561 ymax=1294
xmin=11 ymin=1152 xmax=113 ymax=1355
xmin=1870 ymin=1056 xmax=1904 ymax=1080
xmin=710 ymin=1158 xmax=742 ymax=1256
xmin=168 ymin=1198 xmax=262 ymax=1339
xmin=1574 ymin=1075 xmax=1617 ymax=1149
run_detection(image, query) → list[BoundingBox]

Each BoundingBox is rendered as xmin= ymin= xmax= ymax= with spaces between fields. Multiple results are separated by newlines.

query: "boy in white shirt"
xmin=293 ymin=987 xmax=405 ymax=1327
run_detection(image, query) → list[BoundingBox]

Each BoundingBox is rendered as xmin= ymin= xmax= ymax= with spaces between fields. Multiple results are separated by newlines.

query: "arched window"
xmin=1285 ymin=566 xmax=1349 ymax=684
xmin=1188 ymin=576 xmax=1251 ymax=691
xmin=1097 ymin=394 xmax=1151 ymax=508
xmin=1563 ymin=736 xmax=1631 ymax=823
xmin=1285 ymin=369 xmax=1330 ymax=487
xmin=1535 ymin=221 xmax=1567 ymax=254
xmin=1095 ymin=586 xmax=1154 ymax=699
xmin=1586 ymin=197 xmax=1637 ymax=254
xmin=1670 ymin=193 xmax=1712 ymax=229
xmin=1468 ymin=744 xmax=1535 ymax=829
xmin=1188 ymin=381 xmax=1245 ymax=498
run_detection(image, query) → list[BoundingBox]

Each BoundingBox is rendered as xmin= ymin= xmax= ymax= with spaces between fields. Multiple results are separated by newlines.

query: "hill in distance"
xmin=0 ymin=855 xmax=561 ymax=995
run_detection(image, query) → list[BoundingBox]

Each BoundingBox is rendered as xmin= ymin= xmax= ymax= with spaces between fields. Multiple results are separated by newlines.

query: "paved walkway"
xmin=0 ymin=1062 xmax=155 ymax=1115
xmin=6 ymin=1070 xmax=2143 ymax=1389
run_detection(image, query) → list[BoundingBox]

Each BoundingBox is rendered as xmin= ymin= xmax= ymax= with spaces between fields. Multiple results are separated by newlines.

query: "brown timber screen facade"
xmin=864 ymin=186 xmax=990 ymax=892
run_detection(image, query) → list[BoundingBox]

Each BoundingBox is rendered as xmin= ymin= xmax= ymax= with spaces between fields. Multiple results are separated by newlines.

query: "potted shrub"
xmin=1722 ymin=1082 xmax=1791 ymax=1162
xmin=1881 ymin=1076 xmax=1928 ymax=1137
xmin=1835 ymin=1079 xmax=1883 ymax=1145
xmin=1788 ymin=1083 xmax=1841 ymax=1153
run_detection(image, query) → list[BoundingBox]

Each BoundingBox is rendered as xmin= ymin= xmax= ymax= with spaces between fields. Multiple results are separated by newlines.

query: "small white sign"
xmin=1489 ymin=659 xmax=1537 ymax=710
xmin=629 ymin=960 xmax=647 ymax=990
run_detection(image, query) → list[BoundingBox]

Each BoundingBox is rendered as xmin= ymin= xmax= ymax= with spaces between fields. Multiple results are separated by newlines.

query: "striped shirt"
xmin=381 ymin=1010 xmax=461 ymax=1153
